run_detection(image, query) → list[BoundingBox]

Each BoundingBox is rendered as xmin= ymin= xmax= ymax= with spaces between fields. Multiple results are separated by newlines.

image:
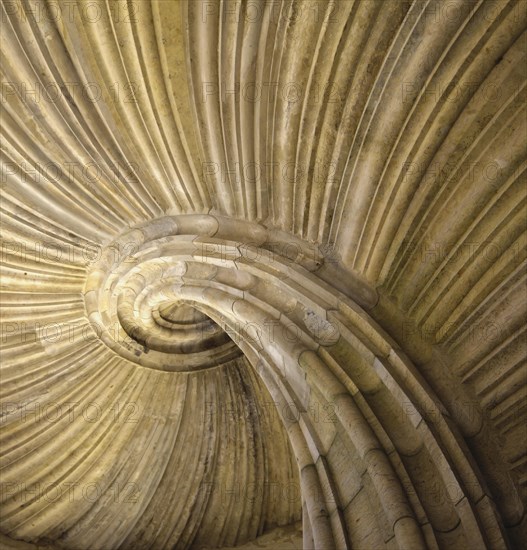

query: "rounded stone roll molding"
xmin=77 ymin=214 xmax=514 ymax=548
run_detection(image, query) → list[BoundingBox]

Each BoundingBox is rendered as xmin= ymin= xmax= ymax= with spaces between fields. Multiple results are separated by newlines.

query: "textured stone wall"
xmin=1 ymin=0 xmax=525 ymax=548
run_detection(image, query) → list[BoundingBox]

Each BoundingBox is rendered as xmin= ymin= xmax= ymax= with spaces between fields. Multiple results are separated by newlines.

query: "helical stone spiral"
xmin=77 ymin=213 xmax=520 ymax=548
xmin=82 ymin=214 xmax=370 ymax=373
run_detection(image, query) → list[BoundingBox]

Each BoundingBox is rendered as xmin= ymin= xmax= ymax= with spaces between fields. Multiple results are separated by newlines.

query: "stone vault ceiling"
xmin=0 ymin=0 xmax=526 ymax=549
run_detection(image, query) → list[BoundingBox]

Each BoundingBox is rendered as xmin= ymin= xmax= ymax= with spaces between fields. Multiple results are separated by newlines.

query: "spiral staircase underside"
xmin=1 ymin=0 xmax=526 ymax=549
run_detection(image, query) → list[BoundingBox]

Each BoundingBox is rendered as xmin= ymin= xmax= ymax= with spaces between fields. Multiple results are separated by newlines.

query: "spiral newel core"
xmin=81 ymin=214 xmax=509 ymax=548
